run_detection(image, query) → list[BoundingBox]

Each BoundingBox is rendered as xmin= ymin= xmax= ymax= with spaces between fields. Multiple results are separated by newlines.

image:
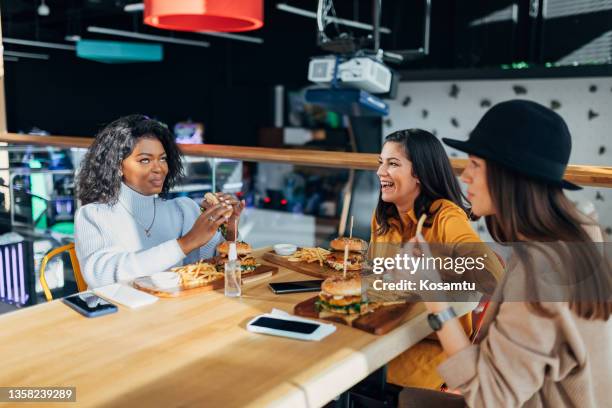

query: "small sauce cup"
xmin=273 ymin=244 xmax=297 ymax=256
xmin=151 ymin=272 xmax=181 ymax=289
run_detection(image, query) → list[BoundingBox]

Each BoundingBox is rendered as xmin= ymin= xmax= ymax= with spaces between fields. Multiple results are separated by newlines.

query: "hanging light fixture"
xmin=76 ymin=39 xmax=163 ymax=63
xmin=37 ymin=0 xmax=50 ymax=16
xmin=143 ymin=0 xmax=263 ymax=32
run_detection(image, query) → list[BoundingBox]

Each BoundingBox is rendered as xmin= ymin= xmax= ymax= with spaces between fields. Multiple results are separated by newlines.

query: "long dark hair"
xmin=485 ymin=161 xmax=611 ymax=320
xmin=77 ymin=114 xmax=184 ymax=205
xmin=375 ymin=129 xmax=469 ymax=236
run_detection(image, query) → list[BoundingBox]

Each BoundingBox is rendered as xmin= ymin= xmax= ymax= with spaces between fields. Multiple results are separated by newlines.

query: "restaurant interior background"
xmin=0 ymin=0 xmax=610 ymax=311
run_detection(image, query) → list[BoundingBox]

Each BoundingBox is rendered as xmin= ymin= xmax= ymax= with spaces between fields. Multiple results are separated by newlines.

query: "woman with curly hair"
xmin=75 ymin=114 xmax=242 ymax=288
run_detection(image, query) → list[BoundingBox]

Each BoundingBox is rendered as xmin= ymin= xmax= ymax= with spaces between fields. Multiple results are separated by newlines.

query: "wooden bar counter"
xmin=0 ymin=250 xmax=475 ymax=408
xmin=1 ymin=132 xmax=611 ymax=187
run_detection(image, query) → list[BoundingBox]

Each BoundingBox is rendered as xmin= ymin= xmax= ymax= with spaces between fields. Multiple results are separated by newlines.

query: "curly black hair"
xmin=77 ymin=114 xmax=184 ymax=205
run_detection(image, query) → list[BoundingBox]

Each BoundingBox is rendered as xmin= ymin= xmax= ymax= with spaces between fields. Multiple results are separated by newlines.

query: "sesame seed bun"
xmin=330 ymin=237 xmax=368 ymax=253
xmin=321 ymin=273 xmax=362 ymax=297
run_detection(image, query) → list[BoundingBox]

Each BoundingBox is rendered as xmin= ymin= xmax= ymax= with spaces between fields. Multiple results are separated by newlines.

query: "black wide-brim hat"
xmin=442 ymin=99 xmax=581 ymax=190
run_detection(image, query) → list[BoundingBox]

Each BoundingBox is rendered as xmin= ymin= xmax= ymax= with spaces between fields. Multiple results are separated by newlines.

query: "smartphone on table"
xmin=248 ymin=316 xmax=320 ymax=335
xmin=62 ymin=292 xmax=118 ymax=318
xmin=268 ymin=280 xmax=323 ymax=294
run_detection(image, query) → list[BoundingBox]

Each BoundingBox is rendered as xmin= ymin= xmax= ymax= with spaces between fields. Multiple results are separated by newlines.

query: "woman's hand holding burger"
xmin=201 ymin=192 xmax=245 ymax=239
xmin=177 ymin=204 xmax=229 ymax=255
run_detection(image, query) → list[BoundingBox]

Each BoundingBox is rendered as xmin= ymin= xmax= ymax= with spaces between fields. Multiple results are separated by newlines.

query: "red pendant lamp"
xmin=144 ymin=0 xmax=263 ymax=32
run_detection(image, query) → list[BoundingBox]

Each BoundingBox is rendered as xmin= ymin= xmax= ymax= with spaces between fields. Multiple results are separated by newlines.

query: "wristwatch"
xmin=427 ymin=307 xmax=457 ymax=331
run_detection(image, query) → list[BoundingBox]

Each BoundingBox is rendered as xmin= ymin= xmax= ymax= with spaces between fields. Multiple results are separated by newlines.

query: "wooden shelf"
xmin=1 ymin=132 xmax=611 ymax=187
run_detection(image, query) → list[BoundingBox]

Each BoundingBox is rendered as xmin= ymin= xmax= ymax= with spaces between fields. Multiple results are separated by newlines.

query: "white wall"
xmin=383 ymin=77 xmax=612 ymax=239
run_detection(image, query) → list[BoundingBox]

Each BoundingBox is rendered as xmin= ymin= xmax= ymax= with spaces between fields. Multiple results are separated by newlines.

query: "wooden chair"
xmin=39 ymin=243 xmax=86 ymax=301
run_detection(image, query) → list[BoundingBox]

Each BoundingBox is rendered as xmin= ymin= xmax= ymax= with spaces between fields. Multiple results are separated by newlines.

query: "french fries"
xmin=287 ymin=247 xmax=331 ymax=266
xmin=171 ymin=261 xmax=224 ymax=288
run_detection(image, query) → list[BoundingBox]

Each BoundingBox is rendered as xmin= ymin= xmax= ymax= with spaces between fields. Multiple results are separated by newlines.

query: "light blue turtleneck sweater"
xmin=74 ymin=183 xmax=224 ymax=288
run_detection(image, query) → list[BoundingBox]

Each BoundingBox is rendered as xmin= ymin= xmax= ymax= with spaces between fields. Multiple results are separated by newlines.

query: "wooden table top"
xmin=0 ymin=251 xmax=475 ymax=408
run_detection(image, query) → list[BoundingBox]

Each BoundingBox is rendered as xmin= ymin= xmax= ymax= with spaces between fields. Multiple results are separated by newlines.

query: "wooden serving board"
xmin=133 ymin=264 xmax=278 ymax=298
xmin=262 ymin=251 xmax=350 ymax=279
xmin=294 ymin=296 xmax=416 ymax=335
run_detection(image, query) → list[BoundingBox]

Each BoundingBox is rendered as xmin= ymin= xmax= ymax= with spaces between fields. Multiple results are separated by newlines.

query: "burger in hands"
xmin=325 ymin=237 xmax=368 ymax=271
xmin=316 ymin=273 xmax=368 ymax=315
xmin=216 ymin=241 xmax=259 ymax=272
xmin=204 ymin=192 xmax=244 ymax=239
xmin=204 ymin=192 xmax=234 ymax=219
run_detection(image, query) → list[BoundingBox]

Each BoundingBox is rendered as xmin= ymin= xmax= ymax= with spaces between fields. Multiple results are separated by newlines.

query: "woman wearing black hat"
xmin=399 ymin=100 xmax=611 ymax=407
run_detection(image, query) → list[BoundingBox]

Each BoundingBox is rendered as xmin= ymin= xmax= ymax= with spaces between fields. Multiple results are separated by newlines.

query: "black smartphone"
xmin=268 ymin=280 xmax=324 ymax=294
xmin=249 ymin=316 xmax=320 ymax=334
xmin=62 ymin=293 xmax=118 ymax=318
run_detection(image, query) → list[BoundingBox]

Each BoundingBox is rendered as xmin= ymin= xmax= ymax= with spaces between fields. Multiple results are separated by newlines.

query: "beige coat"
xmin=437 ymin=227 xmax=611 ymax=407
xmin=438 ymin=301 xmax=612 ymax=407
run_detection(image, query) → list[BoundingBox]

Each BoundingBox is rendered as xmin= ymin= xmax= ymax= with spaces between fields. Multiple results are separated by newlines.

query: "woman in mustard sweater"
xmin=370 ymin=129 xmax=504 ymax=389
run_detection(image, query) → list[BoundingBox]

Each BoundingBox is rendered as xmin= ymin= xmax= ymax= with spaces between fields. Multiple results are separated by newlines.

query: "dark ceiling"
xmin=1 ymin=1 xmax=610 ymax=138
xmin=3 ymin=0 xmax=612 ymax=72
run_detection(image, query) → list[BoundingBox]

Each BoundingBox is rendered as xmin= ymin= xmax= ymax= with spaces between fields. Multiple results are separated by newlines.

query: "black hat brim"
xmin=442 ymin=137 xmax=582 ymax=191
xmin=560 ymin=180 xmax=582 ymax=190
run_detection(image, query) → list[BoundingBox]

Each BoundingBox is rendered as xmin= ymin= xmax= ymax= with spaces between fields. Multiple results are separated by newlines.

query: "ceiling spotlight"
xmin=37 ymin=0 xmax=50 ymax=17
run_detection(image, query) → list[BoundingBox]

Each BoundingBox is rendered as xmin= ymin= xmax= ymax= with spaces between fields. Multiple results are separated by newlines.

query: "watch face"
xmin=428 ymin=313 xmax=442 ymax=331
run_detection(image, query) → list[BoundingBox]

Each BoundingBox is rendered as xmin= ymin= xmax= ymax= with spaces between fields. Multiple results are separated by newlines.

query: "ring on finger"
xmin=208 ymin=215 xmax=215 ymax=222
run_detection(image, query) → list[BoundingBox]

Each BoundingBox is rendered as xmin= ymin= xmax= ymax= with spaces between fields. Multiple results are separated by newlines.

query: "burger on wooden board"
xmin=315 ymin=273 xmax=369 ymax=315
xmin=324 ymin=237 xmax=368 ymax=271
xmin=215 ymin=241 xmax=258 ymax=272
